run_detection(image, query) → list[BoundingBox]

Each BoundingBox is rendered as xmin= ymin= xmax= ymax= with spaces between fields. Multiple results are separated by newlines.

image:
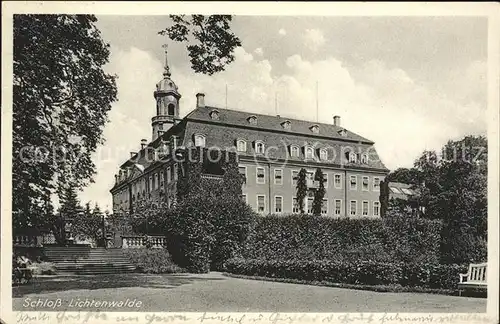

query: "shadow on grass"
xmin=12 ymin=273 xmax=226 ymax=298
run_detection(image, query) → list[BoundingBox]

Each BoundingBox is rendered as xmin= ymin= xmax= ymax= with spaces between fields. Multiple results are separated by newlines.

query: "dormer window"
xmin=236 ymin=139 xmax=247 ymax=152
xmin=361 ymin=153 xmax=368 ymax=164
xmin=254 ymin=140 xmax=265 ymax=154
xmin=304 ymin=145 xmax=315 ymax=160
xmin=247 ymin=115 xmax=257 ymax=125
xmin=290 ymin=145 xmax=300 ymax=158
xmin=348 ymin=152 xmax=357 ymax=163
xmin=338 ymin=129 xmax=347 ymax=137
xmin=194 ymin=134 xmax=206 ymax=147
xmin=319 ymin=148 xmax=328 ymax=161
xmin=310 ymin=124 xmax=319 ymax=134
xmin=281 ymin=120 xmax=291 ymax=130
xmin=209 ymin=109 xmax=220 ymax=120
xmin=170 ymin=135 xmax=178 ymax=151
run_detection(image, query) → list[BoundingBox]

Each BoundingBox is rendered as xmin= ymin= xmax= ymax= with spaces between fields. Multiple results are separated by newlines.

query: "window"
xmin=310 ymin=125 xmax=319 ymax=133
xmin=237 ymin=140 xmax=247 ymax=152
xmin=173 ymin=164 xmax=178 ymax=181
xmin=335 ymin=199 xmax=342 ymax=216
xmin=170 ymin=135 xmax=177 ymax=151
xmin=275 ymin=196 xmax=283 ymax=213
xmin=154 ymin=173 xmax=158 ymax=190
xmin=166 ymin=167 xmax=171 ymax=183
xmin=292 ymin=197 xmax=300 ymax=213
xmin=307 ymin=198 xmax=314 ymax=214
xmin=362 ymin=176 xmax=369 ymax=191
xmin=349 ymin=175 xmax=357 ymax=190
xmin=281 ymin=120 xmax=291 ymax=130
xmin=338 ymin=129 xmax=347 ymax=137
xmin=255 ymin=141 xmax=265 ymax=154
xmin=257 ymin=195 xmax=266 ymax=213
xmin=306 ymin=170 xmax=314 ymax=187
xmin=239 ymin=166 xmax=247 ymax=184
xmin=323 ymin=173 xmax=328 ymax=188
xmin=160 ymin=171 xmax=164 ymax=188
xmin=241 ymin=194 xmax=247 ymax=204
xmin=292 ymin=170 xmax=299 ymax=186
xmin=319 ymin=149 xmax=328 ymax=161
xmin=321 ymin=199 xmax=328 ymax=215
xmin=373 ymin=177 xmax=381 ymax=191
xmin=149 ymin=176 xmax=153 ymax=192
xmin=362 ymin=201 xmax=369 ymax=216
xmin=168 ymin=103 xmax=175 ymax=116
xmin=349 ymin=152 xmax=357 ymax=163
xmin=209 ymin=109 xmax=219 ymax=120
xmin=194 ymin=134 xmax=206 ymax=147
xmin=274 ymin=169 xmax=283 ymax=185
xmin=247 ymin=115 xmax=257 ymax=125
xmin=256 ymin=167 xmax=265 ymax=184
xmin=350 ymin=200 xmax=357 ymax=216
xmin=290 ymin=145 xmax=300 ymax=158
xmin=334 ymin=174 xmax=342 ymax=189
xmin=373 ymin=201 xmax=380 ymax=216
xmin=361 ymin=153 xmax=368 ymax=164
xmin=305 ymin=146 xmax=315 ymax=159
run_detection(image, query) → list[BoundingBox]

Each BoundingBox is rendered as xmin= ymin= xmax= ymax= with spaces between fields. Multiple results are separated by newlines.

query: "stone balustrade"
xmin=122 ymin=235 xmax=167 ymax=249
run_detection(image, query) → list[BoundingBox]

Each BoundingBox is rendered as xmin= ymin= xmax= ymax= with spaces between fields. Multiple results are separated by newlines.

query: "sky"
xmin=80 ymin=15 xmax=487 ymax=210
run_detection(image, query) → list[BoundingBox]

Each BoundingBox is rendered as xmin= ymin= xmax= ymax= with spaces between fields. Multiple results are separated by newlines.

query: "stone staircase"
xmin=43 ymin=246 xmax=136 ymax=275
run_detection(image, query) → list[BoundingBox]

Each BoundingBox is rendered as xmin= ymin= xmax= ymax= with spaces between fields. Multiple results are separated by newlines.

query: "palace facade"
xmin=110 ymin=49 xmax=389 ymax=217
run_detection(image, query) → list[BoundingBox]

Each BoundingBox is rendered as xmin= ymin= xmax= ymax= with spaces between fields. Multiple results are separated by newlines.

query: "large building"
xmin=110 ymin=49 xmax=389 ymax=217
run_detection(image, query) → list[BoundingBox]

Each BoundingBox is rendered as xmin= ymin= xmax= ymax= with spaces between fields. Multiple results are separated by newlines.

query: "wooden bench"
xmin=458 ymin=262 xmax=487 ymax=296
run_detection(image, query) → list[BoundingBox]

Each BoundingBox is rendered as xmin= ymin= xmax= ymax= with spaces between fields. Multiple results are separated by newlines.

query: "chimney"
xmin=140 ymin=139 xmax=147 ymax=150
xmin=130 ymin=152 xmax=137 ymax=158
xmin=333 ymin=115 xmax=341 ymax=127
xmin=196 ymin=93 xmax=205 ymax=108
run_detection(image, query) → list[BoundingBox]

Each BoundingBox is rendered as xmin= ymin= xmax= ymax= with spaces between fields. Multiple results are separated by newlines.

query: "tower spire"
xmin=162 ymin=43 xmax=171 ymax=78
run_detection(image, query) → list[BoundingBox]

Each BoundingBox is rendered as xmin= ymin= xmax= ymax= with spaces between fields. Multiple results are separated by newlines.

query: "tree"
xmin=381 ymin=135 xmax=487 ymax=263
xmin=70 ymin=202 xmax=106 ymax=246
xmin=159 ymin=15 xmax=242 ymax=75
xmin=13 ymin=15 xmax=118 ymax=231
xmin=296 ymin=168 xmax=308 ymax=214
xmin=312 ymin=168 xmax=326 ymax=216
xmin=55 ymin=186 xmax=82 ymax=244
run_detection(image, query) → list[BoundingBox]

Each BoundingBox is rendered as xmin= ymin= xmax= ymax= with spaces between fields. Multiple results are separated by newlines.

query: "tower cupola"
xmin=152 ymin=44 xmax=181 ymax=141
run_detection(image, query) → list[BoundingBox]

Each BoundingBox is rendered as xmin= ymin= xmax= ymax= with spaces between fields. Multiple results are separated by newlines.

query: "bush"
xmin=123 ymin=249 xmax=185 ymax=274
xmin=31 ymin=262 xmax=57 ymax=275
xmin=224 ymin=258 xmax=466 ymax=289
xmin=238 ymin=214 xmax=441 ymax=264
xmin=164 ymin=147 xmax=257 ymax=273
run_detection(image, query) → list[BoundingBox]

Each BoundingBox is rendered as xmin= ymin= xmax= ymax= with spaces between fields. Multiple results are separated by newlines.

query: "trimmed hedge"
xmin=224 ymin=258 xmax=467 ymax=289
xmin=123 ymin=249 xmax=186 ymax=274
xmin=238 ymin=214 xmax=442 ymax=264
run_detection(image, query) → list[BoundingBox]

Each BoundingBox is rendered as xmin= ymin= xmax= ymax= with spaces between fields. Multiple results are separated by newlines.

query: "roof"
xmin=112 ymin=104 xmax=389 ymax=192
xmin=182 ymin=107 xmax=388 ymax=171
xmin=388 ymin=182 xmax=420 ymax=199
xmin=187 ymin=106 xmax=374 ymax=144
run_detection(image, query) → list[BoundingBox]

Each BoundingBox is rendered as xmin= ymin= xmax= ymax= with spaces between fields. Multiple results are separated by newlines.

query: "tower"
xmin=152 ymin=44 xmax=181 ymax=141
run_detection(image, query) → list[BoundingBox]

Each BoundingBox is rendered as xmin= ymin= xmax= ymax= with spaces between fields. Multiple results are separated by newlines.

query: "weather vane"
xmin=162 ymin=43 xmax=171 ymax=77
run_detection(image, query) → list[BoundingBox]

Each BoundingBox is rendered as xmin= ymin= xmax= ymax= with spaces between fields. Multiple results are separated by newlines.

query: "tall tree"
xmin=159 ymin=15 xmax=242 ymax=75
xmin=13 ymin=15 xmax=118 ymax=230
xmin=312 ymin=168 xmax=326 ymax=216
xmin=296 ymin=168 xmax=308 ymax=214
